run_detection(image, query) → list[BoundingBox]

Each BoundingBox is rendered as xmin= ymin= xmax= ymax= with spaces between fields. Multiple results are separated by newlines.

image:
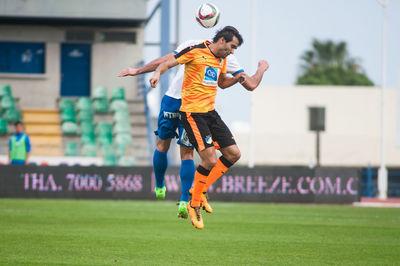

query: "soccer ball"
xmin=195 ymin=3 xmax=220 ymax=28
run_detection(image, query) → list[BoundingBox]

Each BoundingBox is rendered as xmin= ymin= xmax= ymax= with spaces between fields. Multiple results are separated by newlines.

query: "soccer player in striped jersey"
xmin=149 ymin=26 xmax=269 ymax=229
xmin=119 ymin=39 xmax=252 ymax=218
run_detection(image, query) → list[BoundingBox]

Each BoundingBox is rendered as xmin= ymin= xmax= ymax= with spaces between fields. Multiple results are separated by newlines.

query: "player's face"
xmin=15 ymin=124 xmax=23 ymax=134
xmin=220 ymin=37 xmax=239 ymax=58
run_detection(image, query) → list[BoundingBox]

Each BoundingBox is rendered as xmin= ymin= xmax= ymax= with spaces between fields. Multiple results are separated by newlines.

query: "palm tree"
xmin=297 ymin=39 xmax=373 ymax=86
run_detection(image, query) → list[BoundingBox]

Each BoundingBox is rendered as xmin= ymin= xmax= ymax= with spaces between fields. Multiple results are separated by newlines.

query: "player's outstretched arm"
xmin=149 ymin=57 xmax=179 ymax=88
xmin=218 ymin=73 xmax=245 ymax=89
xmin=118 ymin=53 xmax=175 ymax=77
xmin=239 ymin=60 xmax=269 ymax=91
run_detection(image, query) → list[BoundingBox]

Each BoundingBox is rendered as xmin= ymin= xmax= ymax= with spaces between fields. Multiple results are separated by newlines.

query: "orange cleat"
xmin=187 ymin=201 xmax=204 ymax=230
xmin=189 ymin=189 xmax=213 ymax=213
xmin=201 ymin=192 xmax=213 ymax=213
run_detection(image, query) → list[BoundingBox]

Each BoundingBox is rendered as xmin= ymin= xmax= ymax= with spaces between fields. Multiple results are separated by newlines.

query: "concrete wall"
xmin=91 ymin=29 xmax=144 ymax=101
xmin=233 ymin=86 xmax=400 ymax=168
xmin=0 ymin=25 xmax=143 ymax=108
xmin=0 ymin=0 xmax=147 ymax=20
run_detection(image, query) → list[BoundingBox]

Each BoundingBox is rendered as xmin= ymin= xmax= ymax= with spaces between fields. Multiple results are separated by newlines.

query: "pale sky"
xmin=143 ymin=0 xmax=400 ymax=127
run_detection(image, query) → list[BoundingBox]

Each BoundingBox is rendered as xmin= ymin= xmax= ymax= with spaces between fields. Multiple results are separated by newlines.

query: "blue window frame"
xmin=0 ymin=42 xmax=45 ymax=74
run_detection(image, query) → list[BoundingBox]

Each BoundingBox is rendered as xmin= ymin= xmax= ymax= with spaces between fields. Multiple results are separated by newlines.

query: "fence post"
xmin=366 ymin=164 xmax=372 ymax=197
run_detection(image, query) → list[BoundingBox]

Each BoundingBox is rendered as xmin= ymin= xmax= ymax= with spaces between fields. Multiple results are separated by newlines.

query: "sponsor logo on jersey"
xmin=163 ymin=111 xmax=180 ymax=119
xmin=179 ymin=129 xmax=193 ymax=147
xmin=203 ymin=66 xmax=219 ymax=86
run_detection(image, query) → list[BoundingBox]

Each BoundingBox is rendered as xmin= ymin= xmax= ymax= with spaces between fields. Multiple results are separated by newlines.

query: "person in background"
xmin=9 ymin=121 xmax=31 ymax=165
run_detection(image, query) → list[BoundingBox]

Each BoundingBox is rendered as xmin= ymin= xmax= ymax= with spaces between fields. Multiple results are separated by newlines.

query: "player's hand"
xmin=236 ymin=72 xmax=247 ymax=84
xmin=118 ymin=67 xmax=140 ymax=77
xmin=258 ymin=60 xmax=269 ymax=72
xmin=149 ymin=73 xmax=160 ymax=88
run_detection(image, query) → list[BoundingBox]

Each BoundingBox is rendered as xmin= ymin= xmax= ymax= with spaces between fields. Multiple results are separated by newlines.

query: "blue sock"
xmin=153 ymin=149 xmax=168 ymax=188
xmin=179 ymin=159 xmax=195 ymax=202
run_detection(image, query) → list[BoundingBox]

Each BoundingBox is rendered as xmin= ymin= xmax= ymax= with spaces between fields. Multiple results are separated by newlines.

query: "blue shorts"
xmin=154 ymin=95 xmax=193 ymax=147
xmin=11 ymin=160 xmax=26 ymax=165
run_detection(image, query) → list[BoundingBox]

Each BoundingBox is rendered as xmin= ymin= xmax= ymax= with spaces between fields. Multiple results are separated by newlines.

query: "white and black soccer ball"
xmin=195 ymin=3 xmax=220 ymax=28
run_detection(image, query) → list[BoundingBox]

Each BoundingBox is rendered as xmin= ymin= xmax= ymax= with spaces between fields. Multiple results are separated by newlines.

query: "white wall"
xmin=233 ymin=86 xmax=400 ymax=168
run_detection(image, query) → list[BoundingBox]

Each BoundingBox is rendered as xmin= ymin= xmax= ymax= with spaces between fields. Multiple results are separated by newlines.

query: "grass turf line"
xmin=1 ymin=199 xmax=399 ymax=265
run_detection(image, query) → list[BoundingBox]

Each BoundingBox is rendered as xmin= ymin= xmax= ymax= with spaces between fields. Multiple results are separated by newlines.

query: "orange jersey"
xmin=175 ymin=41 xmax=227 ymax=113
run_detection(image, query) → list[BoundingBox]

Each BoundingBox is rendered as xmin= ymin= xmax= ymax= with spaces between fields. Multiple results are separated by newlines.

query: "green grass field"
xmin=1 ymin=199 xmax=399 ymax=265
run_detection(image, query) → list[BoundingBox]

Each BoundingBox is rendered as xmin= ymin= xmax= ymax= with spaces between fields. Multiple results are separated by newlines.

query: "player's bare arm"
xmin=239 ymin=60 xmax=269 ymax=91
xmin=218 ymin=72 xmax=245 ymax=89
xmin=149 ymin=56 xmax=179 ymax=88
xmin=118 ymin=53 xmax=175 ymax=77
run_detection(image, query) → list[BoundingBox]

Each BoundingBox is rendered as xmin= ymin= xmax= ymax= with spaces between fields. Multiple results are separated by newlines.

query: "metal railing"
xmin=361 ymin=167 xmax=400 ymax=197
xmin=136 ymin=61 xmax=154 ymax=164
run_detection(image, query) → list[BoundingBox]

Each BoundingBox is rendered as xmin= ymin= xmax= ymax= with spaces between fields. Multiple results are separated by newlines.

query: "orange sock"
xmin=203 ymin=156 xmax=233 ymax=192
xmin=191 ymin=165 xmax=210 ymax=207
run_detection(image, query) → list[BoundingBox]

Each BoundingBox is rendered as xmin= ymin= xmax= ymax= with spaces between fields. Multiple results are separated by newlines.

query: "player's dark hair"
xmin=212 ymin=26 xmax=243 ymax=46
xmin=14 ymin=121 xmax=23 ymax=127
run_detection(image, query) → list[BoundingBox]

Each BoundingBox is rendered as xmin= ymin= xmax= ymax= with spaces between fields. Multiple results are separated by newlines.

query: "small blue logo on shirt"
xmin=203 ymin=67 xmax=219 ymax=86
xmin=205 ymin=136 xmax=213 ymax=144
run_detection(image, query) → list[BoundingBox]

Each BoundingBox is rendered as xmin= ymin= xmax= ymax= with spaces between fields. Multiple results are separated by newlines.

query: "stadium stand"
xmin=0 ymin=118 xmax=7 ymax=135
xmin=0 ymin=85 xmax=149 ymax=166
xmin=0 ymin=85 xmax=64 ymax=157
xmin=110 ymin=87 xmax=125 ymax=101
xmin=56 ymin=87 xmax=148 ymax=166
xmin=64 ymin=141 xmax=78 ymax=157
xmin=22 ymin=109 xmax=62 ymax=156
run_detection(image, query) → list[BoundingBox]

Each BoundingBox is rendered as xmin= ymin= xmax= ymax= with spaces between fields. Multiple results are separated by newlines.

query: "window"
xmin=101 ymin=32 xmax=136 ymax=43
xmin=0 ymin=42 xmax=45 ymax=74
xmin=309 ymin=107 xmax=325 ymax=131
xmin=65 ymin=31 xmax=95 ymax=42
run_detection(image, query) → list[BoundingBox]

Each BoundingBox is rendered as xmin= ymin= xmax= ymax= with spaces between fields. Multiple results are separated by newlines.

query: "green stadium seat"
xmin=93 ymin=98 xmax=109 ymax=113
xmin=115 ymin=133 xmax=132 ymax=145
xmin=77 ymin=97 xmax=92 ymax=111
xmin=103 ymin=153 xmax=116 ymax=166
xmin=114 ymin=121 xmax=131 ymax=134
xmin=4 ymin=109 xmax=21 ymax=122
xmin=110 ymin=100 xmax=128 ymax=113
xmin=65 ymin=142 xmax=79 ymax=156
xmin=115 ymin=144 xmax=127 ymax=157
xmin=96 ymin=122 xmax=112 ymax=134
xmin=93 ymin=86 xmax=107 ymax=99
xmin=0 ymin=85 xmax=12 ymax=97
xmin=78 ymin=110 xmax=94 ymax=122
xmin=82 ymin=143 xmax=97 ymax=157
xmin=111 ymin=87 xmax=125 ymax=101
xmin=102 ymin=145 xmax=116 ymax=166
xmin=81 ymin=132 xmax=96 ymax=144
xmin=98 ymin=135 xmax=112 ymax=146
xmin=0 ymin=118 xmax=7 ymax=134
xmin=1 ymin=96 xmax=15 ymax=110
xmin=59 ymin=98 xmax=75 ymax=110
xmin=117 ymin=156 xmax=136 ymax=167
xmin=80 ymin=121 xmax=95 ymax=135
xmin=113 ymin=110 xmax=130 ymax=123
xmin=61 ymin=108 xmax=76 ymax=123
xmin=61 ymin=122 xmax=79 ymax=135
xmin=96 ymin=122 xmax=113 ymax=146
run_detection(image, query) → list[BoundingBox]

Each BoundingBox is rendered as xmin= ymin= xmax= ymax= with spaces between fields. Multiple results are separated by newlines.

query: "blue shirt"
xmin=9 ymin=132 xmax=31 ymax=164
